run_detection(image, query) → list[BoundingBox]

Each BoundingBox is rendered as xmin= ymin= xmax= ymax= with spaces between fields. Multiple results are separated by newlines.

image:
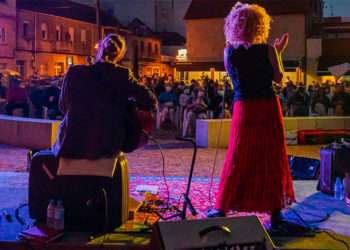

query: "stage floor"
xmin=1 ymin=175 xmax=350 ymax=249
xmin=0 ymin=143 xmax=349 ymax=249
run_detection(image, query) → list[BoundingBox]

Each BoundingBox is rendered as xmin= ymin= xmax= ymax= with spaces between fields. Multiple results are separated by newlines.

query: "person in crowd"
xmin=332 ymin=84 xmax=350 ymax=116
xmin=44 ymin=79 xmax=61 ymax=119
xmin=29 ymin=84 xmax=47 ymax=118
xmin=52 ymin=33 xmax=156 ymax=160
xmin=0 ymin=73 xmax=6 ymax=99
xmin=154 ymin=77 xmax=165 ymax=97
xmin=5 ymin=76 xmax=29 ymax=117
xmin=212 ymin=2 xmax=295 ymax=224
xmin=182 ymin=87 xmax=208 ymax=136
xmin=311 ymin=87 xmax=330 ymax=116
xmin=285 ymin=76 xmax=293 ymax=86
xmin=158 ymin=84 xmax=178 ymax=127
xmin=0 ymin=73 xmax=7 ymax=113
xmin=288 ymin=86 xmax=310 ymax=116
xmin=206 ymin=79 xmax=221 ymax=118
xmin=282 ymin=80 xmax=296 ymax=116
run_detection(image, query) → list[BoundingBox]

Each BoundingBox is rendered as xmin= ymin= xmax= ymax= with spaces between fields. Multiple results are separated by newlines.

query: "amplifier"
xmin=152 ymin=216 xmax=275 ymax=250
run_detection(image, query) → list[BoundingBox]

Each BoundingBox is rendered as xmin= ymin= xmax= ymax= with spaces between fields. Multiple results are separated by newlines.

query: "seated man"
xmin=52 ymin=33 xmax=157 ymax=175
xmin=44 ymin=79 xmax=61 ymax=119
xmin=158 ymin=84 xmax=178 ymax=127
xmin=0 ymin=73 xmax=7 ymax=113
xmin=5 ymin=76 xmax=29 ymax=117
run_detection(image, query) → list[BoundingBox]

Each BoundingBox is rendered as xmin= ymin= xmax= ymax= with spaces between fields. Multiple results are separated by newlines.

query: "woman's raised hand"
xmin=274 ymin=33 xmax=289 ymax=54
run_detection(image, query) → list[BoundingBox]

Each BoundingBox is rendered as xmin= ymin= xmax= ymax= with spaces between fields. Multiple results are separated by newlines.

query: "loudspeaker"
xmin=152 ymin=216 xmax=275 ymax=250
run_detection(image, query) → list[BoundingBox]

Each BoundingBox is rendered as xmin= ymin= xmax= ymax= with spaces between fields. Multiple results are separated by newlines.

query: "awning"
xmin=328 ymin=63 xmax=350 ymax=78
xmin=317 ymin=56 xmax=350 ymax=76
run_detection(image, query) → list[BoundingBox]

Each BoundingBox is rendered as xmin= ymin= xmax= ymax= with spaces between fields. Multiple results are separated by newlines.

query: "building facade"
xmin=124 ymin=18 xmax=173 ymax=77
xmin=0 ymin=0 xmax=173 ymax=80
xmin=16 ymin=9 xmax=100 ymax=79
xmin=0 ymin=0 xmax=16 ymax=73
xmin=177 ymin=0 xmax=323 ymax=84
xmin=318 ymin=17 xmax=350 ymax=83
xmin=15 ymin=0 xmax=122 ymax=80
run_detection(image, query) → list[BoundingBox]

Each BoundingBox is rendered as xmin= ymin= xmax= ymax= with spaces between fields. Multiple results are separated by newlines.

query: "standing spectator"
xmin=5 ymin=76 xmax=29 ymax=117
xmin=288 ymin=86 xmax=310 ymax=116
xmin=332 ymin=84 xmax=350 ymax=116
xmin=283 ymin=80 xmax=296 ymax=115
xmin=154 ymin=78 xmax=165 ymax=97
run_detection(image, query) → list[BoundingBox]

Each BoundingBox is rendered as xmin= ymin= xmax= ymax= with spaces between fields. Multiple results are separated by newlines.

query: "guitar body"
xmin=121 ymin=99 xmax=153 ymax=153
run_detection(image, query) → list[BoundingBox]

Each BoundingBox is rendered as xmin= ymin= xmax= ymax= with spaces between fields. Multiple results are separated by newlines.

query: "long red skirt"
xmin=215 ymin=96 xmax=295 ymax=213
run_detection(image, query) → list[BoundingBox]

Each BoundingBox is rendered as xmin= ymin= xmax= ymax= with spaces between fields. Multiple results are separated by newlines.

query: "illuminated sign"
xmin=176 ymin=49 xmax=187 ymax=61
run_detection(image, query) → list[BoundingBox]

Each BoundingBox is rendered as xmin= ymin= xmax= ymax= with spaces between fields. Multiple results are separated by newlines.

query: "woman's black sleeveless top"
xmin=225 ymin=44 xmax=275 ymax=100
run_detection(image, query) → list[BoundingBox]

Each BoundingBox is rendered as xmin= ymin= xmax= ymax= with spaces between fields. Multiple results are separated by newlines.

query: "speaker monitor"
xmin=152 ymin=215 xmax=275 ymax=250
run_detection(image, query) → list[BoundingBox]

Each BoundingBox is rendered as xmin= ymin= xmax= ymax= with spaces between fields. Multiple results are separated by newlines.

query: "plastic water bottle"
xmin=334 ymin=177 xmax=344 ymax=200
xmin=343 ymin=174 xmax=350 ymax=199
xmin=46 ymin=199 xmax=56 ymax=228
xmin=54 ymin=200 xmax=65 ymax=230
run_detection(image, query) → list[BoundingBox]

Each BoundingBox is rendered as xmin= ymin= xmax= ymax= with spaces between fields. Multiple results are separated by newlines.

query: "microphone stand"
xmin=159 ymin=137 xmax=198 ymax=220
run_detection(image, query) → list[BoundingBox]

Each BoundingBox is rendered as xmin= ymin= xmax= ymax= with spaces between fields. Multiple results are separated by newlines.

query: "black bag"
xmin=318 ymin=143 xmax=350 ymax=195
xmin=288 ymin=156 xmax=320 ymax=180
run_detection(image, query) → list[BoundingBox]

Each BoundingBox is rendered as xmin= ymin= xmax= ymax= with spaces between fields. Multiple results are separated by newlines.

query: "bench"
xmin=196 ymin=116 xmax=350 ymax=148
xmin=0 ymin=115 xmax=60 ymax=149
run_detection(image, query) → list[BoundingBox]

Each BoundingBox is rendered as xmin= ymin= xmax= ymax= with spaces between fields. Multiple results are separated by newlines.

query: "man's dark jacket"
xmin=52 ymin=62 xmax=156 ymax=159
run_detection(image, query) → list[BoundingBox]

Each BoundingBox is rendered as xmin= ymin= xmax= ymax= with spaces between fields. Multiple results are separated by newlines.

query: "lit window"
xmin=0 ymin=27 xmax=6 ymax=44
xmin=41 ymin=23 xmax=48 ymax=40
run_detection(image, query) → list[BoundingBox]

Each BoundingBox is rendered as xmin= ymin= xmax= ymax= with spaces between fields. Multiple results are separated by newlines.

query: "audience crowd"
xmin=1 ymin=72 xmax=349 ymax=137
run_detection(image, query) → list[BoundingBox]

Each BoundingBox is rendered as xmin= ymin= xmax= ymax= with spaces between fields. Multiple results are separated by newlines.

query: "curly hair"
xmin=96 ymin=33 xmax=127 ymax=63
xmin=224 ymin=2 xmax=271 ymax=47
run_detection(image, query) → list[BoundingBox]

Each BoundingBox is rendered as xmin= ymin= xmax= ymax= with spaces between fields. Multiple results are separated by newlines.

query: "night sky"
xmin=74 ymin=0 xmax=350 ymax=18
xmin=324 ymin=0 xmax=350 ymax=17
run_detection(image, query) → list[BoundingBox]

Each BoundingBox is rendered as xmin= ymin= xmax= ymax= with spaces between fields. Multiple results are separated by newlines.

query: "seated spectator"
xmin=29 ymin=85 xmax=47 ymax=118
xmin=158 ymin=84 xmax=178 ymax=127
xmin=183 ymin=88 xmax=208 ymax=137
xmin=44 ymin=79 xmax=61 ymax=119
xmin=5 ymin=76 xmax=29 ymax=117
xmin=311 ymin=87 xmax=330 ymax=116
xmin=0 ymin=73 xmax=7 ymax=113
xmin=0 ymin=73 xmax=6 ymax=99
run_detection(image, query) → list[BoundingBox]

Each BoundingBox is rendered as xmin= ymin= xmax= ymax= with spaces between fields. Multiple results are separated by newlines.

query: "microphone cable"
xmin=208 ymin=77 xmax=227 ymax=208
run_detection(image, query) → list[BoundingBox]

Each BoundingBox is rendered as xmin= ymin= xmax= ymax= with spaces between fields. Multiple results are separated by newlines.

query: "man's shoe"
xmin=206 ymin=209 xmax=225 ymax=218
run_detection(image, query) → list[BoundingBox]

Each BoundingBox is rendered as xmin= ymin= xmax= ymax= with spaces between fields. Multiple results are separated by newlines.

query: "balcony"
xmin=55 ymin=41 xmax=73 ymax=53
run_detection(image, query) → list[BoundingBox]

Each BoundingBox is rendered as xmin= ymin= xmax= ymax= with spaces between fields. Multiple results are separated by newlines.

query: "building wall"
xmin=268 ymin=14 xmax=306 ymax=61
xmin=186 ymin=14 xmax=306 ymax=62
xmin=0 ymin=0 xmax=16 ymax=71
xmin=186 ymin=18 xmax=225 ymax=62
